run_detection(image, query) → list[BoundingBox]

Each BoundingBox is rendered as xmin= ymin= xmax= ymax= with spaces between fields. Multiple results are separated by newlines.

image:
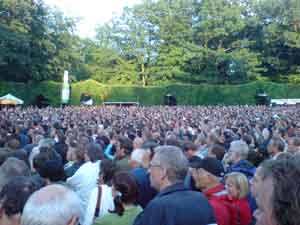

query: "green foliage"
xmin=1 ymin=80 xmax=300 ymax=106
xmin=0 ymin=0 xmax=299 ymax=84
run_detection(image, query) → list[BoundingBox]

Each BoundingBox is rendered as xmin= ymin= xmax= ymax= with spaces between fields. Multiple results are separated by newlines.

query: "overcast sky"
xmin=44 ymin=0 xmax=142 ymax=38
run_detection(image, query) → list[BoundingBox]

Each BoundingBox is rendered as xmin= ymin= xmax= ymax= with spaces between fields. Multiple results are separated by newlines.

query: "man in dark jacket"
xmin=225 ymin=140 xmax=256 ymax=179
xmin=133 ymin=145 xmax=216 ymax=225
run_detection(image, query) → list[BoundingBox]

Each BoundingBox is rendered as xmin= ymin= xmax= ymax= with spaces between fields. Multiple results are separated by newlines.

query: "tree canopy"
xmin=0 ymin=0 xmax=299 ymax=85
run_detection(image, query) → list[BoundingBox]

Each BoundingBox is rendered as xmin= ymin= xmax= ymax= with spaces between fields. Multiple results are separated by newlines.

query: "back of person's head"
xmin=84 ymin=143 xmax=104 ymax=162
xmin=130 ymin=148 xmax=147 ymax=168
xmin=0 ymin=157 xmax=30 ymax=192
xmin=242 ymin=134 xmax=253 ymax=146
xmin=33 ymin=146 xmax=58 ymax=171
xmin=55 ymin=130 xmax=66 ymax=142
xmin=6 ymin=138 xmax=20 ymax=150
xmin=269 ymin=137 xmax=285 ymax=153
xmin=99 ymin=159 xmax=118 ymax=185
xmin=38 ymin=160 xmax=66 ymax=183
xmin=208 ymin=144 xmax=226 ymax=161
xmin=182 ymin=141 xmax=197 ymax=152
xmin=110 ymin=172 xmax=139 ymax=216
xmin=247 ymin=150 xmax=264 ymax=167
xmin=21 ymin=184 xmax=83 ymax=225
xmin=0 ymin=176 xmax=38 ymax=222
xmin=153 ymin=145 xmax=188 ymax=184
xmin=207 ymin=131 xmax=221 ymax=145
xmin=164 ymin=136 xmax=182 ymax=148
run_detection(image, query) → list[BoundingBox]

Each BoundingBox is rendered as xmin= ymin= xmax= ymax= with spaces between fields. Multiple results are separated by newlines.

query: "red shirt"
xmin=225 ymin=196 xmax=252 ymax=225
xmin=203 ymin=184 xmax=231 ymax=225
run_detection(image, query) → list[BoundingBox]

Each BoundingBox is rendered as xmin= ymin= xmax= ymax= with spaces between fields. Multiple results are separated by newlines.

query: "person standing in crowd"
xmin=225 ymin=140 xmax=255 ymax=179
xmin=224 ymin=172 xmax=252 ymax=225
xmin=64 ymin=140 xmax=85 ymax=178
xmin=182 ymin=141 xmax=200 ymax=161
xmin=190 ymin=157 xmax=231 ymax=225
xmin=21 ymin=184 xmax=83 ymax=225
xmin=0 ymin=157 xmax=31 ymax=192
xmin=133 ymin=146 xmax=216 ymax=225
xmin=130 ymin=148 xmax=157 ymax=209
xmin=94 ymin=172 xmax=141 ymax=225
xmin=287 ymin=136 xmax=300 ymax=154
xmin=254 ymin=158 xmax=300 ymax=225
xmin=67 ymin=143 xmax=104 ymax=212
xmin=0 ymin=177 xmax=39 ymax=225
xmin=84 ymin=159 xmax=117 ymax=225
xmin=105 ymin=136 xmax=133 ymax=172
xmin=267 ymin=137 xmax=285 ymax=160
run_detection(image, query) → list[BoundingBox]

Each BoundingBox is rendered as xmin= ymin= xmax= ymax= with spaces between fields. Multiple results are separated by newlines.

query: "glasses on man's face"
xmin=149 ymin=162 xmax=162 ymax=169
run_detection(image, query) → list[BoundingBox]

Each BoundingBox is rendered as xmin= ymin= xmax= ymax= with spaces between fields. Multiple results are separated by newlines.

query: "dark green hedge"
xmin=1 ymin=80 xmax=299 ymax=106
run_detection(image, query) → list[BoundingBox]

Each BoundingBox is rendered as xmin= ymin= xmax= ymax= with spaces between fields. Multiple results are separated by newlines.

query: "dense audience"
xmin=0 ymin=105 xmax=300 ymax=225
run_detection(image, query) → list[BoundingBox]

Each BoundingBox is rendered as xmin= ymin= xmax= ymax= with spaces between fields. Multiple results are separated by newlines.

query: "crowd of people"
xmin=0 ymin=105 xmax=300 ymax=225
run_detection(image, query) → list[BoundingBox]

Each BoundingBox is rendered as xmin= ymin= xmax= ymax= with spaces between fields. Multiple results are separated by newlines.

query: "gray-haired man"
xmin=21 ymin=184 xmax=83 ymax=225
xmin=133 ymin=145 xmax=216 ymax=225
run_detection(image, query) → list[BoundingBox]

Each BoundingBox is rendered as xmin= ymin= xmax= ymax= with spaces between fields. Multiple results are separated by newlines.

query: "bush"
xmin=0 ymin=80 xmax=300 ymax=106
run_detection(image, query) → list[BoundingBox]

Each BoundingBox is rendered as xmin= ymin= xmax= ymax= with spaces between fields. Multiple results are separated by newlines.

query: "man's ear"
xmin=67 ymin=216 xmax=79 ymax=225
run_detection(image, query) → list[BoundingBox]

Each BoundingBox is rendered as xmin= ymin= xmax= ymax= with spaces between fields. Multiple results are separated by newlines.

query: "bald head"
xmin=21 ymin=184 xmax=83 ymax=225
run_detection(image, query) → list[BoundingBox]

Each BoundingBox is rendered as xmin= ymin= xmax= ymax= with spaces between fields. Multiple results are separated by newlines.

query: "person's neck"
xmin=159 ymin=180 xmax=177 ymax=191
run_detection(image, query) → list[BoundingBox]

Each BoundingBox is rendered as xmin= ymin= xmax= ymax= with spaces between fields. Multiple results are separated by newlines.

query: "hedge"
xmin=0 ymin=80 xmax=300 ymax=106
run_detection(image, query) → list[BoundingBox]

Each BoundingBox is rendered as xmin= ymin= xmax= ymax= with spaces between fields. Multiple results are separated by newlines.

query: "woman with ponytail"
xmin=93 ymin=172 xmax=141 ymax=225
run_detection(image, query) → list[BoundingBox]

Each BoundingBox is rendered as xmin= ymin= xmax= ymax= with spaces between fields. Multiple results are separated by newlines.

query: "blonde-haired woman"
xmin=224 ymin=172 xmax=252 ymax=225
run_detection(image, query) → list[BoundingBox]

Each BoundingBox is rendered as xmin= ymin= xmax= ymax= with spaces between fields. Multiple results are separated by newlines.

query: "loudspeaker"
xmin=34 ymin=94 xmax=50 ymax=108
xmin=164 ymin=94 xmax=177 ymax=106
xmin=255 ymin=90 xmax=270 ymax=105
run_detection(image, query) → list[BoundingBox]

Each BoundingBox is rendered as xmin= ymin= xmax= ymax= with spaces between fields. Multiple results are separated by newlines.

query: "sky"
xmin=44 ymin=0 xmax=142 ymax=38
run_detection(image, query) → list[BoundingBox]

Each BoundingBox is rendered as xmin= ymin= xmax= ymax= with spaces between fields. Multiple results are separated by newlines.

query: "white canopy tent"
xmin=0 ymin=93 xmax=24 ymax=105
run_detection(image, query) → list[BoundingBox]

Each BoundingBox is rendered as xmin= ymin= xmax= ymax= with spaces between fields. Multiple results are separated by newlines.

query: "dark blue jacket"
xmin=133 ymin=182 xmax=216 ymax=225
xmin=226 ymin=160 xmax=256 ymax=179
xmin=131 ymin=167 xmax=157 ymax=209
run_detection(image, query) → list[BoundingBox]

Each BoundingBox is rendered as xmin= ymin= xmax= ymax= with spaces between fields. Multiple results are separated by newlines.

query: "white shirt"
xmin=83 ymin=184 xmax=115 ymax=225
xmin=67 ymin=161 xmax=100 ymax=211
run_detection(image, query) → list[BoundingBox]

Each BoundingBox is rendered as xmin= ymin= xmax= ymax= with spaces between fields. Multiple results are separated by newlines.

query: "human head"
xmin=189 ymin=157 xmax=224 ymax=191
xmin=287 ymin=136 xmax=300 ymax=154
xmin=66 ymin=141 xmax=84 ymax=163
xmin=0 ymin=158 xmax=30 ymax=192
xmin=21 ymin=184 xmax=83 ymax=225
xmin=99 ymin=159 xmax=117 ymax=185
xmin=0 ymin=177 xmax=38 ymax=225
xmin=149 ymin=145 xmax=188 ymax=191
xmin=225 ymin=172 xmax=249 ymax=199
xmin=110 ymin=172 xmax=138 ymax=216
xmin=254 ymin=158 xmax=300 ymax=225
xmin=83 ymin=143 xmax=103 ymax=162
xmin=129 ymin=148 xmax=147 ymax=169
xmin=182 ymin=141 xmax=197 ymax=160
xmin=115 ymin=137 xmax=133 ymax=159
xmin=227 ymin=140 xmax=249 ymax=164
xmin=133 ymin=137 xmax=143 ymax=150
xmin=267 ymin=137 xmax=285 ymax=158
xmin=207 ymin=144 xmax=226 ymax=161
xmin=38 ymin=160 xmax=66 ymax=184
